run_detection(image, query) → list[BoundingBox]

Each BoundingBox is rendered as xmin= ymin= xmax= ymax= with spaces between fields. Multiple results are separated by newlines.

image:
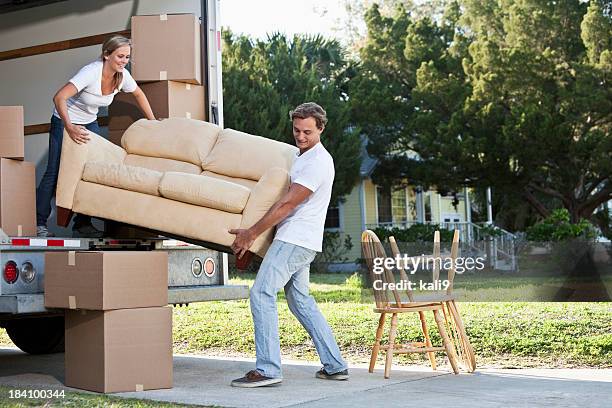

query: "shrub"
xmin=526 ymin=209 xmax=598 ymax=241
xmin=372 ymin=223 xmax=454 ymax=243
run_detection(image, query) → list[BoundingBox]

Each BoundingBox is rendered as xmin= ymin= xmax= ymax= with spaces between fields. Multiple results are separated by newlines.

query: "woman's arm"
xmin=131 ymin=86 xmax=156 ymax=120
xmin=53 ymin=83 xmax=90 ymax=144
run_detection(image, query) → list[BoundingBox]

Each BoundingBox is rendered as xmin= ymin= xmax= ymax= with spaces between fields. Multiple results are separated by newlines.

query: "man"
xmin=229 ymin=102 xmax=348 ymax=388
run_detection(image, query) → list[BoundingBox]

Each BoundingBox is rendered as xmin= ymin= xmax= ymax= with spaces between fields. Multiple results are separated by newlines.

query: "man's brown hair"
xmin=289 ymin=102 xmax=328 ymax=130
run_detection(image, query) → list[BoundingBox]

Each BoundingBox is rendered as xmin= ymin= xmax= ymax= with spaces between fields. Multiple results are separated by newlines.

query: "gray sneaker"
xmin=36 ymin=225 xmax=55 ymax=237
xmin=315 ymin=368 xmax=349 ymax=380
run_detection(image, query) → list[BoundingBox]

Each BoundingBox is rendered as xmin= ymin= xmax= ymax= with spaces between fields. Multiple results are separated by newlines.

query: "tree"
xmin=352 ymin=0 xmax=612 ymax=225
xmin=222 ymin=31 xmax=362 ymax=204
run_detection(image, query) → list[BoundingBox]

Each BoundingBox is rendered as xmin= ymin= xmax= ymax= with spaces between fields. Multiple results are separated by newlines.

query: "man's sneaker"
xmin=36 ymin=225 xmax=55 ymax=237
xmin=231 ymin=370 xmax=282 ymax=388
xmin=315 ymin=368 xmax=349 ymax=380
xmin=72 ymin=223 xmax=104 ymax=238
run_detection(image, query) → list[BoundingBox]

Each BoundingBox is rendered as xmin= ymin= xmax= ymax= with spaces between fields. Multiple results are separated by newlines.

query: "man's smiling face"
xmin=292 ymin=117 xmax=323 ymax=154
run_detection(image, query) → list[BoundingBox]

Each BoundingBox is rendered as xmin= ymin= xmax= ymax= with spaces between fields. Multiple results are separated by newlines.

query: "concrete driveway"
xmin=1 ymin=347 xmax=611 ymax=407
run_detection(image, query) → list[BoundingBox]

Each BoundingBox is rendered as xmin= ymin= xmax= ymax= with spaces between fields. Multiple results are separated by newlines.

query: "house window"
xmin=424 ymin=195 xmax=432 ymax=222
xmin=377 ymin=186 xmax=392 ymax=223
xmin=325 ymin=206 xmax=341 ymax=230
xmin=377 ymin=186 xmax=407 ymax=224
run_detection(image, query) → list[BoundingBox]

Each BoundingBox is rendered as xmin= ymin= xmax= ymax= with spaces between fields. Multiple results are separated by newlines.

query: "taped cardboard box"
xmin=0 ymin=106 xmax=24 ymax=160
xmin=131 ymin=14 xmax=202 ymax=84
xmin=108 ymin=80 xmax=206 ymax=134
xmin=65 ymin=306 xmax=173 ymax=393
xmin=44 ymin=251 xmax=168 ymax=310
xmin=0 ymin=158 xmax=35 ymax=236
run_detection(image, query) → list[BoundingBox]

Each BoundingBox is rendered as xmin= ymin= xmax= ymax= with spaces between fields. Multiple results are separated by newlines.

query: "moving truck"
xmin=0 ymin=0 xmax=248 ymax=354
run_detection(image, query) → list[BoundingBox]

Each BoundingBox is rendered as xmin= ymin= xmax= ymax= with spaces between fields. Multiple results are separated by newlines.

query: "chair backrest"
xmin=361 ymin=230 xmax=402 ymax=308
xmin=388 ymin=236 xmax=415 ymax=302
xmin=388 ymin=229 xmax=461 ymax=298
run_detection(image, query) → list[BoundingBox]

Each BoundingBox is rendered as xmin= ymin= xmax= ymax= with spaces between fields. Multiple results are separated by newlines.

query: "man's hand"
xmin=229 ymin=228 xmax=256 ymax=259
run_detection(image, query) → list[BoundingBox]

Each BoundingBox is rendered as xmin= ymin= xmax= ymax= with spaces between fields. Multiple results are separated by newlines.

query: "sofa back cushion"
xmin=122 ymin=118 xmax=220 ymax=166
xmin=125 ymin=154 xmax=201 ymax=175
xmin=202 ymin=129 xmax=297 ymax=181
xmin=200 ymin=170 xmax=257 ymax=190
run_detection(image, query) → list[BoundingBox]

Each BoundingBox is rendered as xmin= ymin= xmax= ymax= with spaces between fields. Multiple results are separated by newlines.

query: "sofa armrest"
xmin=241 ymin=167 xmax=290 ymax=257
xmin=56 ymin=130 xmax=127 ymax=210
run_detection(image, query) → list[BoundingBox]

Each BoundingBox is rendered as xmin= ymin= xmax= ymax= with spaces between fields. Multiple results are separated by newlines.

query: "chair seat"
xmin=159 ymin=172 xmax=251 ymax=214
xmin=82 ymin=162 xmax=162 ymax=196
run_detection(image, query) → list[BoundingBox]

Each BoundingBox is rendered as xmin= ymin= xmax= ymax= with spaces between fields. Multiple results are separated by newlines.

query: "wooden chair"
xmin=388 ymin=230 xmax=476 ymax=373
xmin=361 ymin=229 xmax=474 ymax=378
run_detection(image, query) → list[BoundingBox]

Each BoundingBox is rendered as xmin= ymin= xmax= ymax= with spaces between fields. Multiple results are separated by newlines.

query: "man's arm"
xmin=229 ymin=183 xmax=312 ymax=259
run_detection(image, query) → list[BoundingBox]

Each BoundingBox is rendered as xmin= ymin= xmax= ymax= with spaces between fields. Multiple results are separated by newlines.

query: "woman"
xmin=36 ymin=35 xmax=155 ymax=238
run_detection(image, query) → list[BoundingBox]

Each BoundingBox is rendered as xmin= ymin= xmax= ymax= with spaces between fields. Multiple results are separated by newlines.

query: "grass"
xmin=0 ymin=386 xmax=205 ymax=407
xmin=1 ymin=272 xmax=611 ymax=370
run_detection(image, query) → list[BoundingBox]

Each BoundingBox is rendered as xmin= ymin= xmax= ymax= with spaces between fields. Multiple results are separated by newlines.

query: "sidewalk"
xmin=1 ymin=347 xmax=611 ymax=407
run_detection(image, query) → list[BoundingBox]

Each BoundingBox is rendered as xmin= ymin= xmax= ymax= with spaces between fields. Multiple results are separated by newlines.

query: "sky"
xmin=220 ymin=0 xmax=351 ymax=41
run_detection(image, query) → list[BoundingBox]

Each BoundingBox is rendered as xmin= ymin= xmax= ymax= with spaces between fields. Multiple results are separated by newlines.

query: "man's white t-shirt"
xmin=53 ymin=60 xmax=137 ymax=124
xmin=275 ymin=142 xmax=334 ymax=252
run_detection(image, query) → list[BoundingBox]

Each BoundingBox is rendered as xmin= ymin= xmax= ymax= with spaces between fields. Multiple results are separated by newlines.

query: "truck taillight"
xmin=4 ymin=261 xmax=18 ymax=284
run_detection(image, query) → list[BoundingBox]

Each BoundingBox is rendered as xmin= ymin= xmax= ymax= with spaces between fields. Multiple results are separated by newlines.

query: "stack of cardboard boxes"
xmin=44 ymin=251 xmax=173 ymax=393
xmin=108 ymin=13 xmax=206 ymax=146
xmin=0 ymin=106 xmax=35 ymax=238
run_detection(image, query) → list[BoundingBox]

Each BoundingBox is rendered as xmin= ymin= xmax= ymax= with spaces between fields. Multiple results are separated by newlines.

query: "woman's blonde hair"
xmin=101 ymin=35 xmax=131 ymax=91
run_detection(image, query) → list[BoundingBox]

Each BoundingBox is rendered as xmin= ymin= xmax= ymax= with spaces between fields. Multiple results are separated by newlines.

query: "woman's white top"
xmin=52 ymin=60 xmax=137 ymax=124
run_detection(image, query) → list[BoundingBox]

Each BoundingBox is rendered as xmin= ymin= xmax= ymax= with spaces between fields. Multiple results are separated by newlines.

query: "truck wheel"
xmin=5 ymin=316 xmax=64 ymax=354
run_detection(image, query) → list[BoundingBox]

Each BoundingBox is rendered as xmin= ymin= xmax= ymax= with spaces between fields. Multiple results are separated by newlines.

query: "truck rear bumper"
xmin=0 ymin=285 xmax=249 ymax=314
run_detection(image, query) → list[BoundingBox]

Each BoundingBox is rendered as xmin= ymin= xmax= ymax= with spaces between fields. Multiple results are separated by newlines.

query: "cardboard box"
xmin=108 ymin=129 xmax=125 ymax=146
xmin=44 ymin=251 xmax=168 ymax=310
xmin=0 ymin=158 xmax=35 ymax=236
xmin=0 ymin=106 xmax=24 ymax=160
xmin=65 ymin=306 xmax=173 ymax=393
xmin=109 ymin=81 xmax=206 ymax=132
xmin=131 ymin=14 xmax=202 ymax=84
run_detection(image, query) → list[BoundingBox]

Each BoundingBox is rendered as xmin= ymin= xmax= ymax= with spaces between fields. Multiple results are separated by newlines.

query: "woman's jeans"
xmin=250 ymin=239 xmax=348 ymax=379
xmin=35 ymin=115 xmax=98 ymax=227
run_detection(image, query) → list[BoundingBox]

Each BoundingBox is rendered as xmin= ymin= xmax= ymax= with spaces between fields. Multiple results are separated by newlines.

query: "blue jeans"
xmin=36 ymin=115 xmax=98 ymax=227
xmin=250 ymin=239 xmax=348 ymax=378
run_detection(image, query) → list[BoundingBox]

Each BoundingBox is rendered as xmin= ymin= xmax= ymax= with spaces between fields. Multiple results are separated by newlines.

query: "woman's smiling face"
xmin=106 ymin=45 xmax=131 ymax=72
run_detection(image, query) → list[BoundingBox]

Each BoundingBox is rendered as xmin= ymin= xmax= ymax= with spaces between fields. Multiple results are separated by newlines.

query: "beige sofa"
xmin=56 ymin=118 xmax=297 ymax=259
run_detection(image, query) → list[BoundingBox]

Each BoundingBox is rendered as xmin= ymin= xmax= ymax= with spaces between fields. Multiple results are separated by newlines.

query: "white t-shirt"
xmin=275 ymin=142 xmax=334 ymax=252
xmin=53 ymin=60 xmax=137 ymax=124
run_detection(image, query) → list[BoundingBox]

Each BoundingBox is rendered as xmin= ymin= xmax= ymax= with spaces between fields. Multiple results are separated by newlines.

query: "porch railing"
xmin=366 ymin=221 xmax=518 ymax=272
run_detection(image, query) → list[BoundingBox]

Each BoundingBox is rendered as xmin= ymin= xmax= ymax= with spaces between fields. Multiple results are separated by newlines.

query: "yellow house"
xmin=324 ymin=148 xmax=469 ymax=262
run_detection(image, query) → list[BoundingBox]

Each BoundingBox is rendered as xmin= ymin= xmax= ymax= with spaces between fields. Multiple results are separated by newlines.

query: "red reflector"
xmin=4 ymin=261 xmax=18 ymax=284
xmin=47 ymin=240 xmax=64 ymax=247
xmin=11 ymin=239 xmax=29 ymax=246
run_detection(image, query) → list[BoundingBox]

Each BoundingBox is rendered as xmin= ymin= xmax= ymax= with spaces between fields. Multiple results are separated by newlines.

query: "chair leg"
xmin=369 ymin=313 xmax=386 ymax=373
xmin=448 ymin=300 xmax=476 ymax=372
xmin=384 ymin=313 xmax=398 ymax=379
xmin=418 ymin=311 xmax=437 ymax=370
xmin=433 ymin=309 xmax=459 ymax=374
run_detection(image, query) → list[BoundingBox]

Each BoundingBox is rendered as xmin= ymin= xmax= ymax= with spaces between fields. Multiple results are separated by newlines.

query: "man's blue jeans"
xmin=36 ymin=115 xmax=98 ymax=227
xmin=250 ymin=239 xmax=348 ymax=379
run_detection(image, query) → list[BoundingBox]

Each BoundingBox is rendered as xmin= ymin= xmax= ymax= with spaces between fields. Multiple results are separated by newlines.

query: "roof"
xmin=359 ymin=135 xmax=378 ymax=177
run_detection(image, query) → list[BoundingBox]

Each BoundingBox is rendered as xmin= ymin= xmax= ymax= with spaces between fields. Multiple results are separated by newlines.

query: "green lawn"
xmin=1 ymin=272 xmax=611 ymax=369
xmin=0 ymin=386 xmax=204 ymax=407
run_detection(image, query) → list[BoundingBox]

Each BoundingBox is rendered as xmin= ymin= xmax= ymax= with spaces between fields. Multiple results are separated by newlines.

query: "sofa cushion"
xmin=159 ymin=172 xmax=250 ymax=214
xmin=122 ymin=118 xmax=220 ymax=166
xmin=200 ymin=170 xmax=257 ymax=190
xmin=125 ymin=154 xmax=201 ymax=174
xmin=82 ymin=162 xmax=162 ymax=196
xmin=202 ymin=128 xmax=298 ymax=181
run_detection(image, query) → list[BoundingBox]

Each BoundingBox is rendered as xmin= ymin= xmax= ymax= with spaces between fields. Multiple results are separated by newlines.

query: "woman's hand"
xmin=66 ymin=124 xmax=90 ymax=144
